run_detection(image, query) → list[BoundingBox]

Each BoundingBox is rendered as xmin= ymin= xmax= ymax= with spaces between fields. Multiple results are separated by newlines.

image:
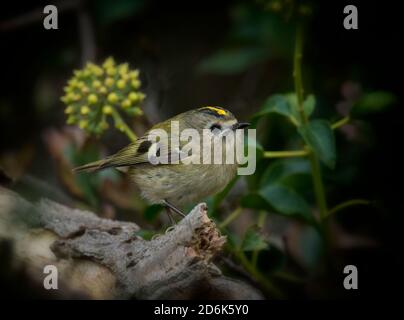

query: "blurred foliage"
xmin=351 ymin=91 xmax=396 ymax=116
xmin=198 ymin=2 xmax=296 ymax=74
xmin=0 ymin=0 xmax=401 ymax=299
xmin=94 ymin=0 xmax=145 ymax=25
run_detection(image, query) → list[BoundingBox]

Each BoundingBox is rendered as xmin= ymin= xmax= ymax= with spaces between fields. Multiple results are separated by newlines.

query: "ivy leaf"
xmin=298 ymin=119 xmax=336 ymax=169
xmin=252 ymin=93 xmax=316 ymax=125
xmin=253 ymin=94 xmax=297 ymax=124
xmin=260 ymin=158 xmax=311 ymax=187
xmin=303 ymin=94 xmax=316 ymax=117
xmin=259 ymin=184 xmax=313 ymax=222
xmin=241 ymin=227 xmax=268 ymax=251
xmin=241 ymin=193 xmax=270 ymax=210
xmin=286 ymin=93 xmax=316 ymax=120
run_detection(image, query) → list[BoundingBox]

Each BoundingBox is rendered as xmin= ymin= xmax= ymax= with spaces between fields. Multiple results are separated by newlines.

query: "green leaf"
xmin=297 ymin=226 xmax=323 ymax=270
xmin=144 ymin=204 xmax=163 ymax=222
xmin=241 ymin=193 xmax=270 ymax=210
xmin=198 ymin=47 xmax=269 ymax=74
xmin=226 ymin=231 xmax=242 ymax=249
xmin=278 ymin=174 xmax=313 ymax=198
xmin=259 ymin=184 xmax=312 ymax=222
xmin=260 ymin=158 xmax=311 ymax=187
xmin=352 ymin=91 xmax=396 ymax=115
xmin=253 ymin=93 xmax=316 ymax=125
xmin=241 ymin=227 xmax=268 ymax=251
xmin=285 ymin=93 xmax=316 ymax=120
xmin=253 ymin=94 xmax=297 ymax=124
xmin=298 ymin=119 xmax=336 ymax=169
xmin=303 ymin=94 xmax=316 ymax=117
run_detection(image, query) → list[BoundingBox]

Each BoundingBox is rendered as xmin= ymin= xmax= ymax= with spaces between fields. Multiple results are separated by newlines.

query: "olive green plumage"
xmin=74 ymin=106 xmax=248 ymax=209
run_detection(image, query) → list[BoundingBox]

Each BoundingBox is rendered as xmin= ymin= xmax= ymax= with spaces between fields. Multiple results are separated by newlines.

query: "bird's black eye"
xmin=210 ymin=123 xmax=222 ymax=131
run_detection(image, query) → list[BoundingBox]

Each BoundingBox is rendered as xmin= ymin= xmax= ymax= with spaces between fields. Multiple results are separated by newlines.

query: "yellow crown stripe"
xmin=203 ymin=106 xmax=227 ymax=116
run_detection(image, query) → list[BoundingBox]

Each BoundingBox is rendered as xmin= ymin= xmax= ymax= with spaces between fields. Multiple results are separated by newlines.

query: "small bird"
xmin=74 ymin=106 xmax=249 ymax=221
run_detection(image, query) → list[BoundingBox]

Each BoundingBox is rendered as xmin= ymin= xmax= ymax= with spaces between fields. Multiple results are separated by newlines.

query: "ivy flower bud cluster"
xmin=61 ymin=57 xmax=145 ymax=135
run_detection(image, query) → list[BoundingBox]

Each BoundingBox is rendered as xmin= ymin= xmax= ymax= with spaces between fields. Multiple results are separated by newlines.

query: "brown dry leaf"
xmin=330 ymin=220 xmax=379 ymax=250
xmin=42 ymin=127 xmax=86 ymax=198
xmin=0 ymin=144 xmax=35 ymax=181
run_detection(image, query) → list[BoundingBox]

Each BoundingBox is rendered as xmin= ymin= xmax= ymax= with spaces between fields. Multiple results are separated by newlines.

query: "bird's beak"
xmin=232 ymin=122 xmax=250 ymax=130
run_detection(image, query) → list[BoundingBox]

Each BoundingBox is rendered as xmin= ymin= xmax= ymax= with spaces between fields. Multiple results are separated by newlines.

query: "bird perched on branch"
xmin=74 ymin=106 xmax=249 ymax=221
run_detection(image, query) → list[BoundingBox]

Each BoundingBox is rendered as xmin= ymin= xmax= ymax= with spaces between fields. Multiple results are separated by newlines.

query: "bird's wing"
xmin=73 ymin=129 xmax=187 ymax=172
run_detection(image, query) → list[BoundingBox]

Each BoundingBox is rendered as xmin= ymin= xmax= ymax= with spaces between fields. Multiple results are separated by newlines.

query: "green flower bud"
xmin=121 ymin=99 xmax=131 ymax=109
xmin=131 ymin=79 xmax=140 ymax=89
xmin=105 ymin=77 xmax=114 ymax=87
xmin=107 ymin=92 xmax=118 ymax=103
xmin=80 ymin=105 xmax=90 ymax=115
xmin=128 ymin=92 xmax=138 ymax=102
xmin=65 ymin=105 xmax=74 ymax=114
xmin=79 ymin=119 xmax=88 ymax=129
xmin=88 ymin=94 xmax=98 ymax=104
xmin=117 ymin=79 xmax=126 ymax=89
xmin=103 ymin=105 xmax=113 ymax=115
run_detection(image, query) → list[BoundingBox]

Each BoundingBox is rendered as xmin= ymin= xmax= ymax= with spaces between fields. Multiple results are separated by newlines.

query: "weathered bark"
xmin=0 ymin=187 xmax=262 ymax=299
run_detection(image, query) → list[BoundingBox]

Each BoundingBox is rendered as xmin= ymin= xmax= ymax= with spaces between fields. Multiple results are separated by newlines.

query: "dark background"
xmin=0 ymin=0 xmax=403 ymax=298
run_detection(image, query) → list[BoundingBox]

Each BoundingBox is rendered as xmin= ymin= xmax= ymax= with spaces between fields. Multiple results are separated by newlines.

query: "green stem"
xmin=234 ymin=249 xmax=284 ymax=298
xmin=219 ymin=207 xmax=242 ymax=229
xmin=331 ymin=116 xmax=350 ymax=130
xmin=221 ymin=214 xmax=283 ymax=297
xmin=252 ymin=211 xmax=266 ymax=267
xmin=111 ymin=109 xmax=137 ymax=142
xmin=293 ymin=24 xmax=308 ymax=126
xmin=293 ymin=22 xmax=328 ymax=222
xmin=326 ymin=199 xmax=370 ymax=218
xmin=263 ymin=149 xmax=309 ymax=158
xmin=308 ymin=155 xmax=328 ymax=220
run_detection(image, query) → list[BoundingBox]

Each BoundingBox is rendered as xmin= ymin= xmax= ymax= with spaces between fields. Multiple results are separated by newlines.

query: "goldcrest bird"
xmin=74 ymin=106 xmax=249 ymax=219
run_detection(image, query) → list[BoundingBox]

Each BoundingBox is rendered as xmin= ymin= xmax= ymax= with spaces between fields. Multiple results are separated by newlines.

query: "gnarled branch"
xmin=0 ymin=187 xmax=262 ymax=299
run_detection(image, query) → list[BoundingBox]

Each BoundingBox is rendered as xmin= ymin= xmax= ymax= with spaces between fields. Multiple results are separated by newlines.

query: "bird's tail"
xmin=73 ymin=158 xmax=112 ymax=173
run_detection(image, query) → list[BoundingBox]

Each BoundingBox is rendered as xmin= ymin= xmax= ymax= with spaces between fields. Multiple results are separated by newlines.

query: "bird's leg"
xmin=163 ymin=199 xmax=186 ymax=218
xmin=165 ymin=206 xmax=176 ymax=225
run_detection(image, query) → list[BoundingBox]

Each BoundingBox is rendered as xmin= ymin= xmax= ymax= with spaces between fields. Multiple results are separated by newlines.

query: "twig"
xmin=326 ymin=199 xmax=370 ymax=218
xmin=331 ymin=116 xmax=350 ymax=130
xmin=77 ymin=3 xmax=96 ymax=66
xmin=263 ymin=149 xmax=309 ymax=158
xmin=219 ymin=207 xmax=243 ymax=229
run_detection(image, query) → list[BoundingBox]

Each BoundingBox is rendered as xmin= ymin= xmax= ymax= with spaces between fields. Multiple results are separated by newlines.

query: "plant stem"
xmin=263 ymin=149 xmax=309 ymax=158
xmin=111 ymin=109 xmax=137 ymax=142
xmin=219 ymin=207 xmax=242 ymax=229
xmin=252 ymin=211 xmax=266 ymax=267
xmin=294 ymin=24 xmax=308 ymax=126
xmin=326 ymin=199 xmax=370 ymax=218
xmin=331 ymin=116 xmax=350 ymax=130
xmin=234 ymin=249 xmax=284 ymax=298
xmin=293 ymin=22 xmax=328 ymax=223
xmin=308 ymin=155 xmax=328 ymax=220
